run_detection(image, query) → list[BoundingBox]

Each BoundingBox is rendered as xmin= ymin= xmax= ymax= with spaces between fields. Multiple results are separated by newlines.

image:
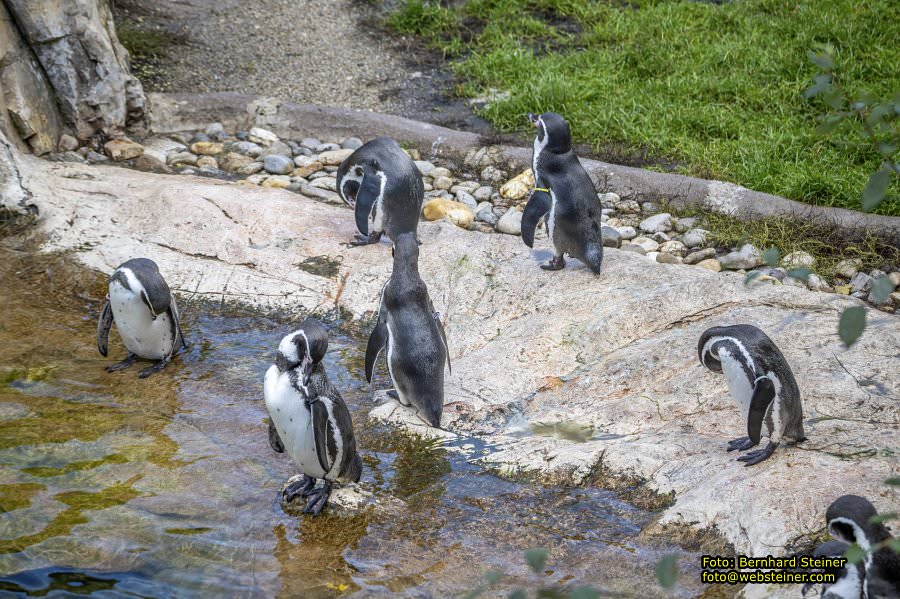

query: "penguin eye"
xmin=354 ymin=166 xmax=364 ymax=177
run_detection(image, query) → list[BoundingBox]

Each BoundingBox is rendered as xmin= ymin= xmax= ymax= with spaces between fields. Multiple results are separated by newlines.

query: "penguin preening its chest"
xmin=698 ymin=324 xmax=805 ymax=466
xmin=521 ymin=112 xmax=604 ymax=273
xmin=365 ymin=233 xmax=451 ymax=428
xmin=336 ymin=137 xmax=424 ymax=246
xmin=802 ymin=541 xmax=865 ymax=599
xmin=264 ymin=318 xmax=362 ymax=516
xmin=826 ymin=495 xmax=900 ymax=598
xmin=97 ymin=258 xmax=187 ymax=378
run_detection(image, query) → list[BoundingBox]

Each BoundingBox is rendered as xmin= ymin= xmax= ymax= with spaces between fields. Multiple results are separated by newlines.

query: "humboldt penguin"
xmin=336 ymin=136 xmax=424 ymax=246
xmin=97 ymin=258 xmax=187 ymax=378
xmin=521 ymin=112 xmax=604 ymax=273
xmin=826 ymin=495 xmax=900 ymax=598
xmin=365 ymin=233 xmax=450 ymax=428
xmin=802 ymin=541 xmax=864 ymax=599
xmin=264 ymin=319 xmax=363 ymax=516
xmin=697 ymin=324 xmax=805 ymax=466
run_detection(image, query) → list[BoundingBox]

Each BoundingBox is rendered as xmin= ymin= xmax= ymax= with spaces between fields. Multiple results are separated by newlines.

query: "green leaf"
xmin=862 ymin=167 xmax=891 ymax=211
xmin=886 ymin=477 xmax=900 ymax=486
xmin=823 ymin=88 xmax=845 ymax=110
xmin=568 ymin=588 xmax=600 ymax=599
xmin=845 ymin=544 xmax=867 ymax=564
xmin=525 ymin=548 xmax=549 ymax=574
xmin=869 ymin=512 xmax=899 ymax=525
xmin=656 ymin=553 xmax=680 ymax=589
xmin=838 ymin=306 xmax=866 ymax=347
xmin=869 ymin=276 xmax=897 ymax=305
xmin=787 ymin=268 xmax=812 ymax=281
xmin=763 ymin=247 xmax=780 ymax=268
xmin=744 ymin=270 xmax=762 ymax=285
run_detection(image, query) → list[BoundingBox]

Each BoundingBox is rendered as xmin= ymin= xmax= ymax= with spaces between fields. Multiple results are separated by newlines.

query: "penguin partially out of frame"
xmin=802 ymin=540 xmax=864 ymax=599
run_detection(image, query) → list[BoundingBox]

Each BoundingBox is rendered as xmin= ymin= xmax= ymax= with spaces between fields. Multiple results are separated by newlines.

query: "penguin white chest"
xmin=108 ymin=280 xmax=173 ymax=360
xmin=263 ymin=367 xmax=327 ymax=479
xmin=719 ymin=351 xmax=754 ymax=420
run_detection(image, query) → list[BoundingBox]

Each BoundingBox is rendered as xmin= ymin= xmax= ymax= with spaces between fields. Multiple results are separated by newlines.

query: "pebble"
xmin=674 ymin=217 xmax=697 ymax=233
xmin=475 ymin=202 xmax=498 ymax=226
xmin=639 ymin=213 xmax=673 ymax=233
xmin=429 ymin=167 xmax=452 ymax=179
xmin=683 ymin=248 xmax=716 ymax=265
xmin=659 ymin=240 xmax=687 ymax=257
xmin=249 ymin=127 xmax=279 ymax=146
xmin=237 ymin=162 xmax=264 ymax=176
xmin=191 ymin=141 xmax=224 ymax=156
xmin=205 ymin=122 xmax=226 ymax=141
xmin=316 ymin=142 xmax=341 ymax=153
xmin=601 ymin=226 xmax=622 ymax=248
xmin=423 ymin=199 xmax=474 ymax=229
xmin=657 ymin=253 xmax=682 ymax=264
xmin=849 ymin=272 xmax=874 ymax=294
xmin=651 ymin=231 xmax=671 ymax=243
xmin=480 ymin=166 xmax=506 ymax=183
xmin=630 ymin=236 xmax=659 ymax=253
xmin=455 ymin=190 xmax=478 ymax=210
xmin=719 ymin=244 xmax=763 ymax=270
xmin=300 ymin=137 xmax=321 ymax=150
xmin=168 ymin=151 xmax=198 ymax=166
xmin=615 ymin=199 xmax=641 ymax=214
xmin=132 ymin=154 xmax=170 ymax=174
xmin=293 ymin=161 xmax=323 ymax=178
xmin=497 ymin=208 xmax=523 ymax=235
xmin=641 ymin=202 xmax=659 ymax=213
xmin=805 ymin=273 xmax=831 ymax=292
xmin=58 ymin=133 xmax=79 ymax=152
xmin=341 ymin=137 xmax=364 ymax=150
xmin=104 ymin=138 xmax=144 ymax=161
xmin=197 ymin=166 xmax=231 ymax=180
xmin=264 ymin=155 xmax=295 ymax=175
xmin=474 ymin=186 xmax=494 ymax=201
xmin=889 ymin=272 xmax=900 ymax=287
xmin=696 ymin=258 xmax=722 ymax=272
xmin=782 ymin=250 xmax=815 ymax=269
xmin=232 ymin=141 xmax=262 ymax=158
xmin=318 ymin=149 xmax=354 ymax=166
xmin=415 ymin=161 xmax=436 ymax=176
xmin=615 ymin=226 xmax=637 ymax=241
xmin=219 ymin=152 xmax=253 ymax=172
xmin=196 ymin=156 xmax=218 ymax=169
xmin=433 ymin=176 xmax=454 ymax=191
xmin=309 ymin=177 xmax=337 ymax=191
xmin=190 ymin=132 xmax=210 ymax=144
xmin=598 ymin=192 xmax=620 ymax=208
xmin=682 ymin=228 xmax=709 ymax=248
xmin=499 ymin=169 xmax=534 ymax=200
xmin=834 ymin=258 xmax=862 ymax=279
xmin=621 ymin=244 xmax=646 ymax=255
xmin=260 ymin=141 xmax=293 ymax=159
xmin=261 ymin=175 xmax=292 ymax=189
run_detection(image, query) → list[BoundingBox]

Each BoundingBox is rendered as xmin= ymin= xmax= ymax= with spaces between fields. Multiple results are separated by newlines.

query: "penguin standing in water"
xmin=826 ymin=495 xmax=900 ymax=598
xmin=97 ymin=258 xmax=187 ymax=378
xmin=264 ymin=319 xmax=363 ymax=516
xmin=521 ymin=112 xmax=604 ymax=273
xmin=802 ymin=541 xmax=865 ymax=599
xmin=336 ymin=137 xmax=424 ymax=246
xmin=697 ymin=324 xmax=805 ymax=466
xmin=365 ymin=233 xmax=450 ymax=428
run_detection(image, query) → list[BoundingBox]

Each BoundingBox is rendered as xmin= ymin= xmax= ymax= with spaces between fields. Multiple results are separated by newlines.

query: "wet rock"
xmin=849 ymin=272 xmax=874 ymax=294
xmin=615 ymin=226 xmax=637 ymax=241
xmin=601 ymin=226 xmax=622 ymax=248
xmin=500 ymin=169 xmax=534 ymax=201
xmin=423 ymin=199 xmax=474 ymax=229
xmin=674 ymin=217 xmax=697 ymax=233
xmin=682 ymin=228 xmax=709 ymax=248
xmin=104 ymin=138 xmax=143 ymax=161
xmin=480 ymin=165 xmax=506 ymax=183
xmin=696 ymin=258 xmax=722 ymax=272
xmin=782 ymin=250 xmax=815 ymax=269
xmin=834 ymin=258 xmax=862 ymax=279
xmin=719 ymin=244 xmax=763 ymax=270
xmin=280 ymin=475 xmax=402 ymax=517
xmin=318 ymin=148 xmax=354 ymax=166
xmin=639 ymin=213 xmax=673 ymax=233
xmin=264 ymin=155 xmax=294 ymax=175
xmin=630 ymin=236 xmax=659 ymax=253
xmin=341 ymin=137 xmax=364 ymax=150
xmin=475 ymin=202 xmax=498 ymax=226
xmin=497 ymin=208 xmax=523 ymax=235
xmin=58 ymin=133 xmax=79 ymax=152
xmin=683 ymin=248 xmax=717 ymax=265
xmin=248 ymin=127 xmax=278 ymax=145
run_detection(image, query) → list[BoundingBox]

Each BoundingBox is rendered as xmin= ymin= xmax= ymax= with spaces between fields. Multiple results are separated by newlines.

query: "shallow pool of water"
xmin=0 ymin=245 xmax=707 ymax=597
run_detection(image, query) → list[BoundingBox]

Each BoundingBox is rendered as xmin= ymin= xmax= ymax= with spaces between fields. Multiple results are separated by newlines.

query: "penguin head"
xmin=391 ymin=232 xmax=419 ymax=264
xmin=529 ymin=112 xmax=571 ymax=154
xmin=826 ymin=494 xmax=889 ymax=548
xmin=339 ymin=163 xmax=368 ymax=208
xmin=275 ymin=318 xmax=329 ymax=385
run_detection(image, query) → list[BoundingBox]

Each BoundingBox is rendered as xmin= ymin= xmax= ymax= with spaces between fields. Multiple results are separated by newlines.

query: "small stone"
xmin=196 ymin=166 xmax=231 ymax=180
xmin=310 ymin=177 xmax=337 ymax=191
xmin=430 ymin=167 xmax=452 ymax=179
xmin=423 ymin=199 xmax=474 ymax=229
xmin=719 ymin=244 xmax=764 ymax=270
xmin=598 ymin=192 xmax=620 ymax=208
xmin=233 ymin=141 xmax=263 ymax=157
xmin=755 ymin=267 xmax=786 ymax=281
xmin=262 ymin=175 xmax=292 ymax=189
xmin=300 ymin=137 xmax=321 ymax=150
xmin=639 ymin=213 xmax=673 ymax=233
xmin=783 ymin=251 xmax=815 ymax=269
xmin=293 ymin=161 xmax=323 ymax=178
xmin=651 ymin=232 xmax=671 ymax=243
xmin=805 ymin=273 xmax=831 ymax=292
xmin=674 ymin=217 xmax=697 ymax=233
xmin=497 ymin=208 xmax=523 ymax=235
xmin=684 ymin=248 xmax=716 ymax=265
xmin=178 ymin=167 xmax=197 ymax=176
xmin=470 ymin=222 xmax=495 ymax=234
xmin=601 ymin=226 xmax=622 ymax=248
xmin=455 ymin=190 xmax=478 ymax=210
xmin=849 ymin=272 xmax=874 ymax=294
xmin=190 ymin=132 xmax=210 ymax=144
xmin=415 ymin=161 xmax=435 ymax=176
xmin=499 ymin=169 xmax=535 ymax=201
xmin=659 ymin=240 xmax=687 ymax=256
xmin=316 ymin=142 xmax=341 ymax=153
xmin=132 ymin=154 xmax=171 ymax=174
xmin=621 ymin=244 xmax=646 ymax=255
xmin=264 ymin=155 xmax=295 ymax=175
xmin=168 ymin=151 xmax=198 ymax=166
xmin=833 ymin=284 xmax=852 ymax=295
xmin=615 ymin=226 xmax=637 ymax=241
xmin=888 ymin=272 xmax=900 ymax=287
xmin=104 ymin=137 xmax=144 ymax=161
xmin=475 ymin=202 xmax=498 ymax=226
xmin=474 ymin=186 xmax=494 ymax=201
xmin=451 ymin=182 xmax=479 ymax=194
xmin=196 ymin=156 xmax=218 ymax=169
xmin=205 ymin=122 xmax=226 ymax=141
xmin=191 ymin=141 xmax=224 ymax=156
xmin=47 ymin=151 xmax=84 ymax=163
xmin=641 ymin=201 xmax=659 ymax=213
xmin=246 ymin=174 xmax=269 ymax=185
xmin=237 ymin=162 xmax=264 ymax=176
xmin=219 ymin=152 xmax=254 ymax=172
xmin=747 ymin=274 xmax=780 ymax=286
xmin=260 ymin=141 xmax=293 ymax=159
xmin=58 ymin=133 xmax=79 ymax=152
xmin=615 ymin=199 xmax=641 ymax=214
xmin=318 ymin=148 xmax=354 ymax=166
xmin=86 ymin=150 xmax=109 ymax=163
xmin=646 ymin=252 xmax=660 ymax=262
xmin=481 ymin=165 xmax=506 ymax=183
xmin=834 ymin=258 xmax=862 ymax=279
xmin=405 ymin=148 xmax=421 ymax=161
xmin=235 ymin=131 xmax=248 ymax=141
xmin=696 ymin=258 xmax=722 ymax=272
xmin=248 ymin=127 xmax=279 ymax=146
xmin=682 ymin=228 xmax=710 ymax=248
xmin=341 ymin=137 xmax=364 ymax=150
xmin=631 ymin=236 xmax=659 ymax=253
xmin=657 ymin=253 xmax=682 ymax=265
xmin=433 ymin=176 xmax=453 ymax=191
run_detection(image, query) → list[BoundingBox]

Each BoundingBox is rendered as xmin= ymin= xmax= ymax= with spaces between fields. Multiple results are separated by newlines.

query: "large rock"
xmin=14 ymin=155 xmax=899 ymax=565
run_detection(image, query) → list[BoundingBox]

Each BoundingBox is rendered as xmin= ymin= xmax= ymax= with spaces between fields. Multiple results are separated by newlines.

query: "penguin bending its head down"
xmin=336 ymin=137 xmax=424 ymax=246
xmin=264 ymin=318 xmax=363 ymax=516
xmin=826 ymin=495 xmax=900 ymax=598
xmin=365 ymin=233 xmax=451 ymax=428
xmin=802 ymin=541 xmax=864 ymax=599
xmin=521 ymin=112 xmax=604 ymax=273
xmin=698 ymin=324 xmax=805 ymax=466
xmin=97 ymin=258 xmax=187 ymax=378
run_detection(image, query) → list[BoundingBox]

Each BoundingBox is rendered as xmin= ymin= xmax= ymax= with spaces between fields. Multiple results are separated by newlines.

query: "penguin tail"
xmin=583 ymin=244 xmax=604 ymax=274
xmin=345 ymin=452 xmax=363 ymax=483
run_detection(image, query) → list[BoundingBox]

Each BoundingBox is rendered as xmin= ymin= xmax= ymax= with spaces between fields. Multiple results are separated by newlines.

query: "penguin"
xmin=802 ymin=541 xmax=864 ymax=599
xmin=521 ymin=112 xmax=604 ymax=273
xmin=697 ymin=324 xmax=805 ymax=466
xmin=97 ymin=258 xmax=187 ymax=378
xmin=336 ymin=137 xmax=424 ymax=246
xmin=826 ymin=495 xmax=900 ymax=598
xmin=364 ymin=232 xmax=451 ymax=428
xmin=264 ymin=318 xmax=363 ymax=516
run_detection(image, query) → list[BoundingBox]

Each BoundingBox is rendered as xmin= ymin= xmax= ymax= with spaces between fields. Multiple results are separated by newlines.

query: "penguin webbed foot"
xmin=726 ymin=436 xmax=755 ymax=452
xmin=303 ymin=480 xmax=332 ymax=516
xmin=138 ymin=358 xmax=170 ymax=379
xmin=737 ymin=441 xmax=778 ymax=466
xmin=540 ymin=255 xmax=566 ymax=271
xmin=106 ymin=353 xmax=138 ymax=373
xmin=349 ymin=232 xmax=382 ymax=247
xmin=283 ymin=475 xmax=316 ymax=502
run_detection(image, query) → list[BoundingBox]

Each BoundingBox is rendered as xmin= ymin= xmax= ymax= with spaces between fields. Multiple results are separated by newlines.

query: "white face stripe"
xmin=828 ymin=517 xmax=871 ymax=550
xmin=340 ymin=166 xmax=364 ymax=204
xmin=533 ymin=118 xmax=549 ymax=180
xmin=278 ymin=330 xmax=309 ymax=365
xmin=701 ymin=335 xmax=757 ymax=374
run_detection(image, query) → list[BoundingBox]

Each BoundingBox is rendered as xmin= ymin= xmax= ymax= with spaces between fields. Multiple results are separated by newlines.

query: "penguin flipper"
xmin=431 ymin=307 xmax=451 ymax=375
xmin=521 ymin=190 xmax=552 ymax=248
xmin=354 ymin=166 xmax=383 ymax=236
xmin=97 ymin=297 xmax=113 ymax=357
xmin=268 ymin=418 xmax=285 ymax=453
xmin=167 ymin=294 xmax=188 ymax=354
xmin=310 ymin=398 xmax=335 ymax=474
xmin=365 ymin=313 xmax=387 ymax=383
xmin=748 ymin=377 xmax=776 ymax=445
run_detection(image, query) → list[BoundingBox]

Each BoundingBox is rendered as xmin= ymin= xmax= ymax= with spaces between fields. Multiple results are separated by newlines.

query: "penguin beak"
xmin=528 ymin=113 xmax=539 ymax=126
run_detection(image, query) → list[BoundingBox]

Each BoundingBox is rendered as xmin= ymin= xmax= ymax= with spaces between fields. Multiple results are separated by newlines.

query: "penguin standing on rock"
xmin=521 ymin=112 xmax=604 ymax=273
xmin=264 ymin=318 xmax=363 ymax=516
xmin=802 ymin=541 xmax=865 ymax=599
xmin=336 ymin=137 xmax=424 ymax=246
xmin=826 ymin=495 xmax=900 ymax=598
xmin=697 ymin=324 xmax=805 ymax=466
xmin=365 ymin=233 xmax=450 ymax=428
xmin=97 ymin=258 xmax=187 ymax=378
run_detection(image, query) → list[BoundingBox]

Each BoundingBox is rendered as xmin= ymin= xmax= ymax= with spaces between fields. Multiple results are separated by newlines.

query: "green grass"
xmin=384 ymin=0 xmax=900 ymax=216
